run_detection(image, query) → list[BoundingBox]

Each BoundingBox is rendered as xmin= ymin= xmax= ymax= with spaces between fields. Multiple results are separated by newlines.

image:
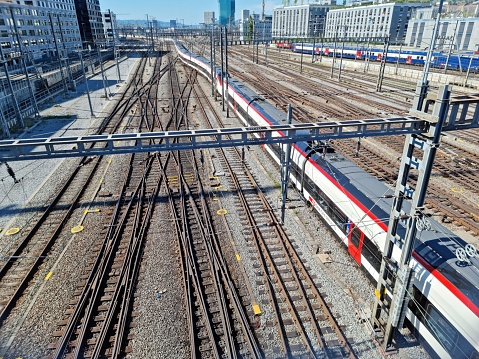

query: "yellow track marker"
xmin=84 ymin=209 xmax=101 ymax=214
xmin=236 ymin=254 xmax=241 ymax=261
xmin=252 ymin=304 xmax=262 ymax=315
xmin=217 ymin=209 xmax=227 ymax=215
xmin=5 ymin=228 xmax=20 ymax=235
xmin=71 ymin=225 xmax=84 ymax=233
xmin=45 ymin=272 xmax=53 ymax=281
xmin=451 ymin=187 xmax=463 ymax=193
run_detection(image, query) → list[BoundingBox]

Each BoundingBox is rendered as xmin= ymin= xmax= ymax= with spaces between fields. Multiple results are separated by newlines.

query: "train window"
xmin=426 ymin=304 xmax=459 ymax=354
xmin=332 ymin=207 xmax=347 ymax=228
xmin=362 ymin=236 xmax=381 ymax=271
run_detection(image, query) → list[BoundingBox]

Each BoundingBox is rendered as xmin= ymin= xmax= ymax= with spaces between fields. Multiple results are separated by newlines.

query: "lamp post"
xmin=78 ymin=51 xmax=94 ymax=117
xmin=109 ymin=9 xmax=121 ymax=82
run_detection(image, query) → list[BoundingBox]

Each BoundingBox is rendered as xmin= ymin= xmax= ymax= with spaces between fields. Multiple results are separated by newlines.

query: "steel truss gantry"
xmin=0 ymin=117 xmax=427 ymax=162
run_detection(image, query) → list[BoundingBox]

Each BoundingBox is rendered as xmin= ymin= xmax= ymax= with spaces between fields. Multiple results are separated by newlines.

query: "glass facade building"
xmin=218 ymin=0 xmax=234 ymax=26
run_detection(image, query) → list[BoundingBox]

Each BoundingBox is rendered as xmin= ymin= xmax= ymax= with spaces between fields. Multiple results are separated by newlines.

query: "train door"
xmin=406 ymin=55 xmax=412 ymax=64
xmin=347 ymin=222 xmax=363 ymax=264
xmin=356 ymin=50 xmax=362 ymax=59
xmin=377 ymin=53 xmax=382 ymax=62
xmin=325 ymin=48 xmax=329 ymax=56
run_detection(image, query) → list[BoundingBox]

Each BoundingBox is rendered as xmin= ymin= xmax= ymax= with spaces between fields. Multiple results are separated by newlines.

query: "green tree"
xmin=246 ymin=16 xmax=254 ymax=40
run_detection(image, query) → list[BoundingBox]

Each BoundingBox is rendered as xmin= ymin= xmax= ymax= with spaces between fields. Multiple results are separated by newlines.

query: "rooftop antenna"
xmin=262 ymin=0 xmax=265 ymax=20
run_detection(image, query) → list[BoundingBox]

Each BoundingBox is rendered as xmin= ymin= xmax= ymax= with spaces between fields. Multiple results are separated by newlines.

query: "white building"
xmin=324 ymin=3 xmax=429 ymax=43
xmin=405 ymin=8 xmax=479 ymax=52
xmin=241 ymin=9 xmax=249 ymax=22
xmin=272 ymin=4 xmax=330 ymax=39
xmin=102 ymin=10 xmax=118 ymax=46
xmin=240 ymin=12 xmax=272 ymax=42
xmin=0 ymin=0 xmax=82 ymax=60
xmin=204 ymin=11 xmax=215 ymax=25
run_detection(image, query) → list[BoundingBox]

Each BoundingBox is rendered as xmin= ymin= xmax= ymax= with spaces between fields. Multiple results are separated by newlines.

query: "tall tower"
xmin=218 ymin=0 xmax=235 ymax=26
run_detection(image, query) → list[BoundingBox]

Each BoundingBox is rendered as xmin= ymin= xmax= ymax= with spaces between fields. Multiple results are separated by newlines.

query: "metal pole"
xmin=213 ymin=26 xmax=217 ymax=101
xmin=395 ymin=43 xmax=402 ymax=75
xmin=320 ymin=35 xmax=323 ymax=62
xmin=78 ymin=52 xmax=94 ymax=117
xmin=420 ymin=0 xmax=444 ymax=87
xmin=49 ymin=13 xmax=68 ymax=95
xmin=444 ymin=20 xmax=458 ymax=73
xmin=109 ymin=9 xmax=121 ymax=82
xmin=0 ymin=44 xmax=22 ymax=126
xmin=376 ymin=36 xmax=389 ymax=92
xmin=57 ymin=14 xmax=74 ymax=91
xmin=97 ymin=49 xmax=110 ymax=98
xmin=225 ymin=27 xmax=229 ymax=118
xmin=11 ymin=7 xmax=39 ymax=117
xmin=339 ymin=34 xmax=345 ymax=80
xmin=300 ymin=41 xmax=304 ymax=73
xmin=146 ymin=14 xmax=150 ymax=50
xmin=210 ymin=23 xmax=214 ymax=96
xmin=330 ymin=27 xmax=337 ymax=78
xmin=220 ymin=28 xmax=225 ymax=111
xmin=312 ymin=37 xmax=316 ymax=63
xmin=281 ymin=104 xmax=293 ymax=224
xmin=464 ymin=56 xmax=473 ymax=87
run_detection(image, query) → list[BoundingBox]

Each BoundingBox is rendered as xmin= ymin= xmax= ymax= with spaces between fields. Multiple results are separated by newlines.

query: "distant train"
xmin=289 ymin=43 xmax=479 ymax=72
xmin=175 ymin=40 xmax=479 ymax=359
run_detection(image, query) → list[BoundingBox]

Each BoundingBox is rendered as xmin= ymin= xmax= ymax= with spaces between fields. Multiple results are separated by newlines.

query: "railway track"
xmin=47 ymin=51 xmax=175 ymax=358
xmin=0 ymin=54 xmax=152 ymax=351
xmin=186 ymin=64 xmax=356 ymax=358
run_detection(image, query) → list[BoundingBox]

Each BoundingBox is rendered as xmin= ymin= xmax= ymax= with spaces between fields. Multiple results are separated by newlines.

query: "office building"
xmin=0 ymin=0 xmax=82 ymax=60
xmin=218 ymin=0 xmax=235 ymax=26
xmin=102 ymin=10 xmax=118 ymax=46
xmin=240 ymin=13 xmax=272 ymax=42
xmin=204 ymin=11 xmax=215 ymax=25
xmin=241 ymin=9 xmax=249 ymax=22
xmin=324 ymin=3 xmax=428 ymax=42
xmin=405 ymin=7 xmax=479 ymax=52
xmin=74 ymin=0 xmax=104 ymax=48
xmin=272 ymin=4 xmax=330 ymax=38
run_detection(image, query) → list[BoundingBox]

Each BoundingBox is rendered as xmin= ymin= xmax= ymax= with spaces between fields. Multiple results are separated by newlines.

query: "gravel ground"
xmin=126 ymin=54 xmax=190 ymax=359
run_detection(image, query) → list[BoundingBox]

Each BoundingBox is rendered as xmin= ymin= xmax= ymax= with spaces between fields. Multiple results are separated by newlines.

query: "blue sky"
xmin=100 ymin=0 xmax=278 ymax=24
